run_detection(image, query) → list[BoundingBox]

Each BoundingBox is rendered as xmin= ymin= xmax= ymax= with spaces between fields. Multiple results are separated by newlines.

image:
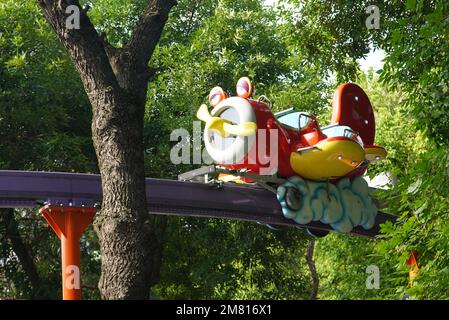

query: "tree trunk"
xmin=89 ymin=87 xmax=162 ymax=299
xmin=36 ymin=0 xmax=176 ymax=299
xmin=306 ymin=239 xmax=319 ymax=300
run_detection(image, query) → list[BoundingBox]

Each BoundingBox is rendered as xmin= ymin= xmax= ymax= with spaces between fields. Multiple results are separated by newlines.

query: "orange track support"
xmin=39 ymin=205 xmax=96 ymax=300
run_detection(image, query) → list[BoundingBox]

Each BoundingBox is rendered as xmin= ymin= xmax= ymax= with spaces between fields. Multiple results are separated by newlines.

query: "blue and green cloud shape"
xmin=276 ymin=176 xmax=377 ymax=233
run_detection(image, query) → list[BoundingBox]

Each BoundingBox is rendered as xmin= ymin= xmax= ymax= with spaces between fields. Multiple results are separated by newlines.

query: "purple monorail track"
xmin=0 ymin=170 xmax=395 ymax=238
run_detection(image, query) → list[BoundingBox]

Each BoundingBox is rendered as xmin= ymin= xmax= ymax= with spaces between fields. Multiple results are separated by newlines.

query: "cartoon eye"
xmin=236 ymin=77 xmax=254 ymax=99
xmin=209 ymin=86 xmax=228 ymax=107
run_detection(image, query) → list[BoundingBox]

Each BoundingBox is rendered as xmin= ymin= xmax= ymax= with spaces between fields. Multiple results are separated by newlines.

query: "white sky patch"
xmin=263 ymin=0 xmax=278 ymax=6
xmin=358 ymin=46 xmax=385 ymax=73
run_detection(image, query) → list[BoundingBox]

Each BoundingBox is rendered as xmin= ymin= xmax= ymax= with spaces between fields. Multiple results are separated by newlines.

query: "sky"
xmin=358 ymin=48 xmax=385 ymax=73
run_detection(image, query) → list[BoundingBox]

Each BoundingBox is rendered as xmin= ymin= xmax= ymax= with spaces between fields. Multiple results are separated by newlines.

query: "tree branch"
xmin=127 ymin=0 xmax=177 ymax=72
xmin=0 ymin=209 xmax=48 ymax=299
xmin=306 ymin=239 xmax=319 ymax=300
xmin=185 ymin=0 xmax=200 ymax=36
xmin=36 ymin=0 xmax=119 ymax=97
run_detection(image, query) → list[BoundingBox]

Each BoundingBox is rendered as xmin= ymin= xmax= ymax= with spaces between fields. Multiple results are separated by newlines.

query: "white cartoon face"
xmin=204 ymin=96 xmax=256 ymax=164
xmin=196 ymin=78 xmax=258 ymax=165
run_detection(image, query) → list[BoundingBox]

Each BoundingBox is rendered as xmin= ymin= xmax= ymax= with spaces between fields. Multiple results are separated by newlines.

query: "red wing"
xmin=331 ymin=83 xmax=375 ymax=145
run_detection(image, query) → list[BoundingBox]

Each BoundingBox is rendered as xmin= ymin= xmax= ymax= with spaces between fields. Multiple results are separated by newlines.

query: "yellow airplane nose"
xmin=290 ymin=138 xmax=365 ymax=180
xmin=207 ymin=116 xmax=232 ymax=138
xmin=196 ymin=104 xmax=257 ymax=138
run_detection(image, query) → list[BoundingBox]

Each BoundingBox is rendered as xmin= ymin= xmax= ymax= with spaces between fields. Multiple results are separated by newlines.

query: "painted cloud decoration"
xmin=277 ymin=176 xmax=377 ymax=233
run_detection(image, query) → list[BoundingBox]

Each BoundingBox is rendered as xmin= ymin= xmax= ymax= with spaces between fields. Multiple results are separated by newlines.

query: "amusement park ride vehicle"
xmin=181 ymin=77 xmax=387 ymax=235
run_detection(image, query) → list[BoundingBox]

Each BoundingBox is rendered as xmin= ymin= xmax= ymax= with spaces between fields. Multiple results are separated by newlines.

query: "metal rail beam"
xmin=0 ymin=170 xmax=396 ymax=238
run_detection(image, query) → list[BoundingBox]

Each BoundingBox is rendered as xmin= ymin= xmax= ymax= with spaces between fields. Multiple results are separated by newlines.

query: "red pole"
xmin=61 ymin=211 xmax=81 ymax=300
xmin=40 ymin=205 xmax=96 ymax=300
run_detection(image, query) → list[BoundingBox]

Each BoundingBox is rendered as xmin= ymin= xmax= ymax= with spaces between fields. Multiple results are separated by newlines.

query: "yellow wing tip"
xmin=364 ymin=145 xmax=387 ymax=162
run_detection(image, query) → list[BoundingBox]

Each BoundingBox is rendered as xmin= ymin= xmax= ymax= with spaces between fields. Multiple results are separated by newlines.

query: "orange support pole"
xmin=40 ymin=205 xmax=96 ymax=300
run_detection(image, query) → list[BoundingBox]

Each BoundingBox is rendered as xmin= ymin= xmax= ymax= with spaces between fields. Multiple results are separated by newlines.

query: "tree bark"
xmin=306 ymin=239 xmax=319 ymax=300
xmin=36 ymin=0 xmax=176 ymax=299
xmin=0 ymin=208 xmax=48 ymax=299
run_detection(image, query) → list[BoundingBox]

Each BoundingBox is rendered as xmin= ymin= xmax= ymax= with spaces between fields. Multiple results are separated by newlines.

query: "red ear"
xmin=209 ymin=86 xmax=228 ymax=107
xmin=331 ymin=83 xmax=375 ymax=145
xmin=236 ymin=77 xmax=254 ymax=99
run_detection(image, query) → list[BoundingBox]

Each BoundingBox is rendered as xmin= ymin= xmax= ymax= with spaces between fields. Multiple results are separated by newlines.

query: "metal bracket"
xmin=178 ymin=165 xmax=286 ymax=194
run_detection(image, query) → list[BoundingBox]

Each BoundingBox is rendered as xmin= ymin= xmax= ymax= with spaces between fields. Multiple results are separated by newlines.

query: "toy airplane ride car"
xmin=189 ymin=77 xmax=386 ymax=234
